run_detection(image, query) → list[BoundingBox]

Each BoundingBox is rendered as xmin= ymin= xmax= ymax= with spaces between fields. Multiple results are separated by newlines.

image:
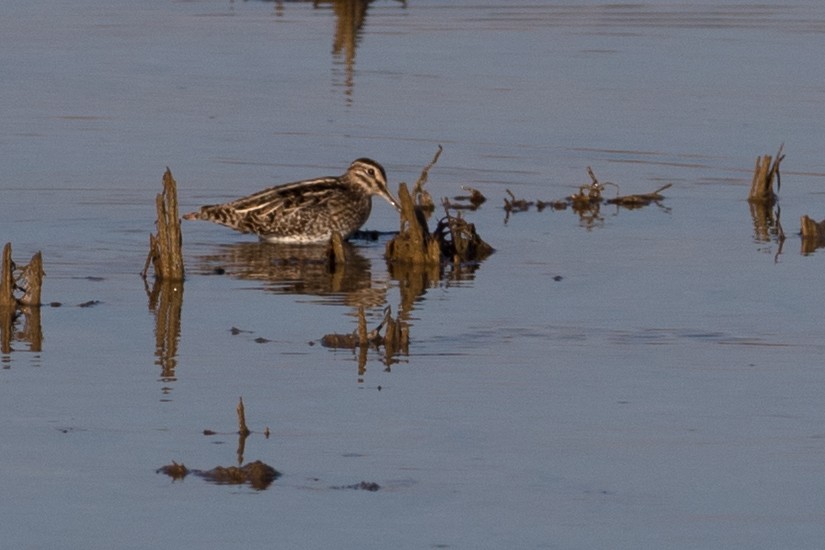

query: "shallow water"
xmin=3 ymin=1 xmax=825 ymax=548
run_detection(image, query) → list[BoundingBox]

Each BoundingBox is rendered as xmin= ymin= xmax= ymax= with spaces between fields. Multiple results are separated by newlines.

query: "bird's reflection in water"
xmin=191 ymin=241 xmax=390 ymax=310
xmin=189 ymin=239 xmax=488 ymax=379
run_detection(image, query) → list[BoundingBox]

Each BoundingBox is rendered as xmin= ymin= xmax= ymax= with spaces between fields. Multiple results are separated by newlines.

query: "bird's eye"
xmin=367 ymin=168 xmax=375 ymax=176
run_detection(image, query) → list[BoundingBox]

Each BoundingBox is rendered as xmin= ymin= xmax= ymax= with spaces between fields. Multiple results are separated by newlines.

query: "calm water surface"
xmin=3 ymin=1 xmax=825 ymax=548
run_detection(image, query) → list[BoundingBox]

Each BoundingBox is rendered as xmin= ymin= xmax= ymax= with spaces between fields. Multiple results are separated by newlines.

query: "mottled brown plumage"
xmin=183 ymin=158 xmax=399 ymax=243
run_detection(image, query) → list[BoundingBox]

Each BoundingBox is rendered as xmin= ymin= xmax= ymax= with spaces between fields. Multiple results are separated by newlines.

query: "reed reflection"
xmin=1 ymin=305 xmax=43 ymax=362
xmin=145 ymin=279 xmax=184 ymax=383
xmin=267 ymin=0 xmax=405 ymax=103
xmin=326 ymin=0 xmax=369 ymax=103
xmin=388 ymin=260 xmax=481 ymax=319
xmin=749 ymin=201 xmax=785 ymax=260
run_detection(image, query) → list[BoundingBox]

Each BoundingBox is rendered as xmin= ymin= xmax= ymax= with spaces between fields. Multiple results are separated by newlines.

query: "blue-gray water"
xmin=3 ymin=1 xmax=825 ymax=548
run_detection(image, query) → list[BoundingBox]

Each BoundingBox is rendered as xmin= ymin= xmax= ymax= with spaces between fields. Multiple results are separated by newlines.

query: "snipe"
xmin=183 ymin=158 xmax=400 ymax=243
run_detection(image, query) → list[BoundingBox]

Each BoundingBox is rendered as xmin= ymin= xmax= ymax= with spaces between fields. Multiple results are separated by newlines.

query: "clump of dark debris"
xmin=156 ymin=460 xmax=281 ymax=491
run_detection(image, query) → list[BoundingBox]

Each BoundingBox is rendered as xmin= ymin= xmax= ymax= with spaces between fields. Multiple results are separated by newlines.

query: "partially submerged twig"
xmin=143 ymin=168 xmax=185 ymax=281
xmin=237 ymin=397 xmax=251 ymax=437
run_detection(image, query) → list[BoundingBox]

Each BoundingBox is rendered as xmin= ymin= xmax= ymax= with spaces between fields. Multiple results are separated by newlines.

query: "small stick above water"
xmin=237 ymin=397 xmax=251 ymax=437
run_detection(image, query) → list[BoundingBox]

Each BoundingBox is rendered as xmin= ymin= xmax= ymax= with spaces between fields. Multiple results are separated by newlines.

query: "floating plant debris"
xmin=504 ymin=190 xmax=533 ymax=216
xmin=504 ymin=166 xmax=672 ymax=224
xmin=156 ymin=460 xmax=281 ymax=490
xmin=605 ymin=183 xmax=672 ymax=208
xmin=443 ymin=186 xmax=487 ymax=211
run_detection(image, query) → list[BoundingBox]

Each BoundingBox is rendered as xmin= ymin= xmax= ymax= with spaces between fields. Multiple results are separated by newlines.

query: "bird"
xmin=183 ymin=158 xmax=400 ymax=243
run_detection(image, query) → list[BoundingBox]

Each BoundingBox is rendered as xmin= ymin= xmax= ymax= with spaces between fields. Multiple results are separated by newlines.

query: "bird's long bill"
xmin=379 ymin=186 xmax=401 ymax=212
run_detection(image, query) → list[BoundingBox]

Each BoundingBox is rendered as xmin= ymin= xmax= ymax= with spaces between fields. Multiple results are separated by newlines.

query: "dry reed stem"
xmin=385 ymin=183 xmax=442 ymax=265
xmin=143 ymin=168 xmax=185 ymax=281
xmin=748 ymin=145 xmax=784 ymax=203
xmin=0 ymin=243 xmax=15 ymax=308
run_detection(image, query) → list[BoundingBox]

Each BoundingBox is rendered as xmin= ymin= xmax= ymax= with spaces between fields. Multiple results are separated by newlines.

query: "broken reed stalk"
xmin=237 ymin=397 xmax=251 ymax=437
xmin=143 ymin=168 xmax=185 ymax=281
xmin=800 ymin=215 xmax=825 ymax=240
xmin=385 ymin=183 xmax=442 ymax=265
xmin=1 ymin=243 xmax=45 ymax=308
xmin=0 ymin=243 xmax=15 ymax=308
xmin=748 ymin=145 xmax=784 ymax=203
